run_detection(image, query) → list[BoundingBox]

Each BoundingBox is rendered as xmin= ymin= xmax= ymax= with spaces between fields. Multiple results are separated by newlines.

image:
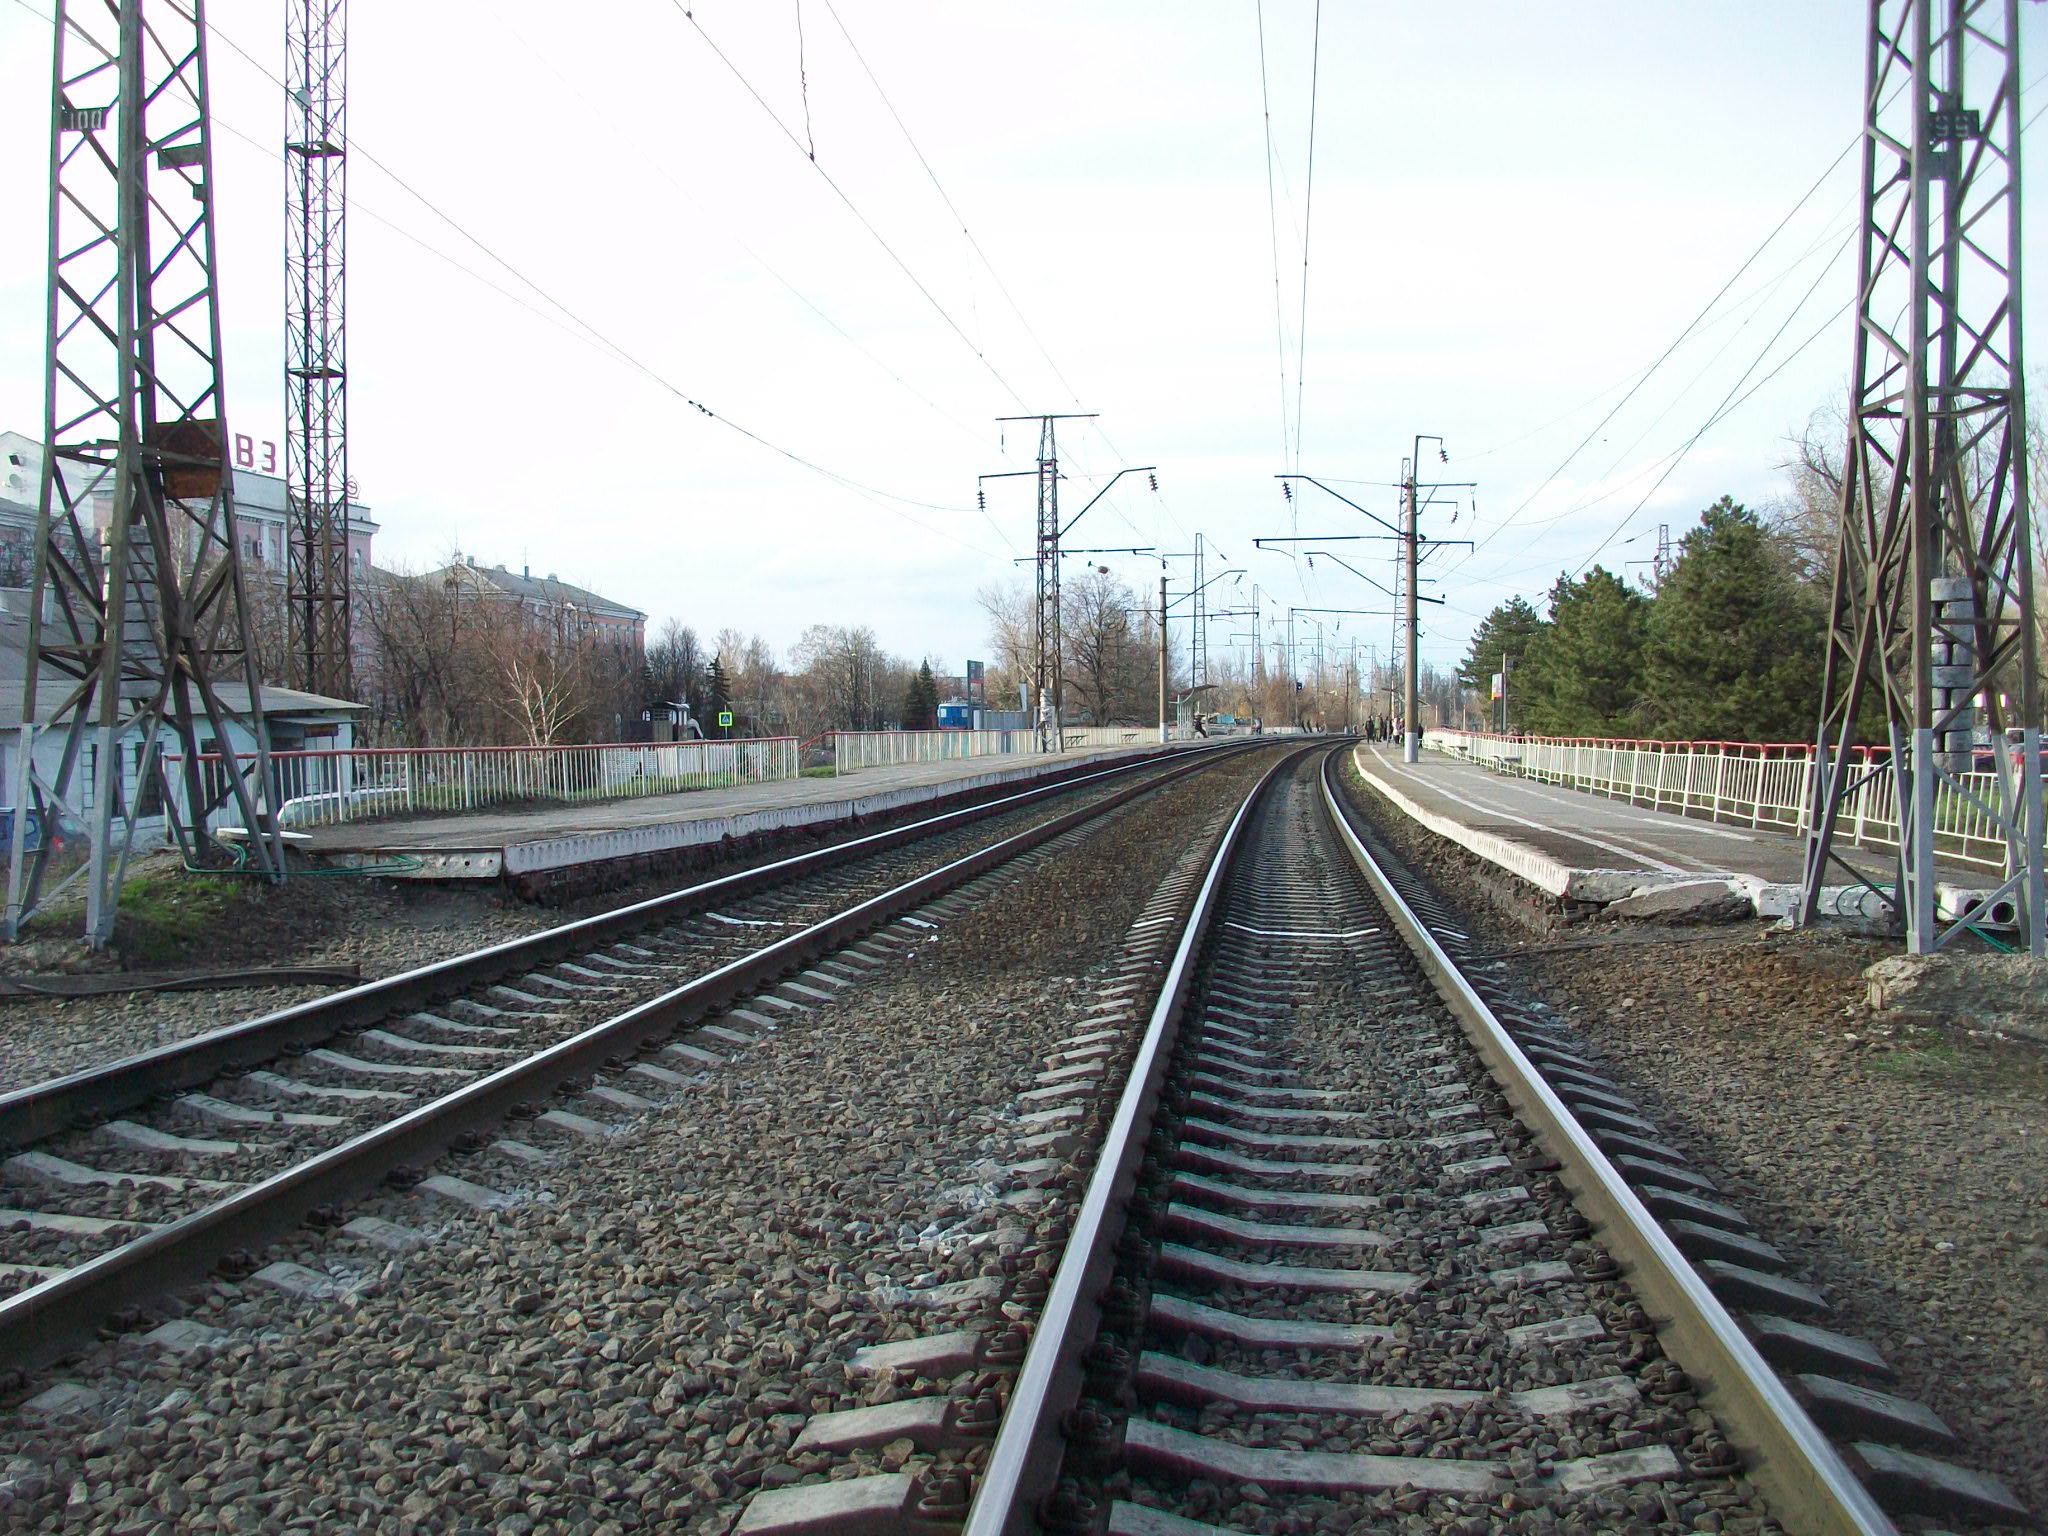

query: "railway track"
xmin=736 ymin=745 xmax=2020 ymax=1536
xmin=0 ymin=741 xmax=1254 ymax=1372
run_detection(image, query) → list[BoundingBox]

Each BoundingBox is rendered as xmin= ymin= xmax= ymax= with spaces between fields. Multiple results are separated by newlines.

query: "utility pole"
xmin=986 ymin=412 xmax=1095 ymax=754
xmin=1191 ymin=533 xmax=1207 ymax=692
xmin=1403 ymin=459 xmax=1421 ymax=760
xmin=1158 ymin=572 xmax=1169 ymax=744
xmin=1798 ymin=0 xmax=2041 ymax=955
xmin=7 ymin=0 xmax=283 ymax=946
xmin=285 ymin=0 xmax=351 ymax=698
xmin=1398 ymin=437 xmax=1474 ymax=762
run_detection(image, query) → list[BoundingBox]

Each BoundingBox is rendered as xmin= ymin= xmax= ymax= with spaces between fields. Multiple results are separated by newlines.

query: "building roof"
xmin=0 ymin=606 xmax=362 ymax=728
xmin=437 ymin=558 xmax=645 ymax=621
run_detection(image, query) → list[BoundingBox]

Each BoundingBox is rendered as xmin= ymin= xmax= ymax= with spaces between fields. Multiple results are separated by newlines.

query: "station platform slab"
xmin=300 ymin=741 xmax=1185 ymax=883
xmin=1351 ymin=743 xmax=1977 ymax=921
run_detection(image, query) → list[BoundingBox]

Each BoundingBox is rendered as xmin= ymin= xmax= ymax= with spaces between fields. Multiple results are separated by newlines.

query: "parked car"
xmin=0 ymin=805 xmax=84 ymax=855
xmin=1972 ymin=728 xmax=2048 ymax=775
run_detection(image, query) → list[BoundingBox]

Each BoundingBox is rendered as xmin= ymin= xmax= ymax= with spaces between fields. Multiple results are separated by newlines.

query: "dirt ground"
xmin=1339 ymin=758 xmax=2048 ymax=1532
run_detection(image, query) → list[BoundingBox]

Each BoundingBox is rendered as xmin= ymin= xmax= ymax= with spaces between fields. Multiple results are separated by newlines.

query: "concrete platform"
xmin=303 ymin=742 xmax=1184 ymax=882
xmin=1352 ymin=744 xmax=1975 ymax=921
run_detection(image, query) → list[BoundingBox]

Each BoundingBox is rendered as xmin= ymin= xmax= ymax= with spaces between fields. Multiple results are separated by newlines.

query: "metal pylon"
xmin=6 ymin=0 xmax=284 ymax=948
xmin=1191 ymin=532 xmax=1209 ymax=691
xmin=1799 ymin=0 xmax=2042 ymax=954
xmin=285 ymin=0 xmax=352 ymax=697
xmin=1033 ymin=418 xmax=1064 ymax=753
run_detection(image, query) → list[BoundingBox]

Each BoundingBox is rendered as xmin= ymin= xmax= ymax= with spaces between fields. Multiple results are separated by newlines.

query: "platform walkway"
xmin=302 ymin=740 xmax=1184 ymax=880
xmin=1352 ymin=742 xmax=1980 ymax=920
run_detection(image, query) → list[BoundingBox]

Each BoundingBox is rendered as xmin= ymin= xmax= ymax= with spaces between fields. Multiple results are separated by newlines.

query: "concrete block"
xmin=1602 ymin=880 xmax=1752 ymax=923
xmin=142 ymin=1320 xmax=229 ymax=1357
xmin=1852 ymin=1441 xmax=2028 ymax=1523
xmin=1699 ymin=1259 xmax=1829 ymax=1316
xmin=1665 ymin=1219 xmax=1785 ymax=1272
xmin=342 ymin=1216 xmax=426 ymax=1252
xmin=1743 ymin=1314 xmax=1893 ymax=1381
xmin=791 ymin=1396 xmax=961 ymax=1454
xmin=733 ymin=1472 xmax=921 ymax=1536
xmin=21 ymin=1383 xmax=101 ymax=1419
xmin=250 ymin=1261 xmax=348 ymax=1300
xmin=1797 ymin=1374 xmax=1955 ymax=1449
xmin=537 ymin=1109 xmax=614 ymax=1140
xmin=417 ymin=1173 xmax=520 ymax=1212
xmin=847 ymin=1330 xmax=984 ymax=1379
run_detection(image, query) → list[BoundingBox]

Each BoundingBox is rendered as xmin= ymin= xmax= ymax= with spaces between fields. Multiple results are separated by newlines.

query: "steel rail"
xmin=0 ymin=742 xmax=1260 ymax=1372
xmin=1318 ymin=748 xmax=1895 ymax=1536
xmin=0 ymin=743 xmax=1245 ymax=1151
xmin=964 ymin=745 xmax=1310 ymax=1534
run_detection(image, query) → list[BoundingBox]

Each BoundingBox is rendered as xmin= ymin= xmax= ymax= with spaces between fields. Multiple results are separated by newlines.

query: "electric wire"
xmin=668 ymin=0 xmax=1033 ymax=413
xmin=488 ymin=12 xmax=1003 ymax=482
xmin=1255 ymin=0 xmax=1292 ymax=464
xmin=1291 ymin=0 xmax=1323 ymax=473
xmin=1469 ymin=138 xmax=1858 ymax=556
xmin=192 ymin=9 xmax=1009 ymax=558
xmin=818 ymin=0 xmax=1086 ymax=410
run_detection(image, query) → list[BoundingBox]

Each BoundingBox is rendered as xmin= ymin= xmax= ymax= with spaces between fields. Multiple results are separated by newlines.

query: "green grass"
xmin=1865 ymin=1041 xmax=1965 ymax=1075
xmin=113 ymin=870 xmax=241 ymax=967
xmin=800 ymin=766 xmax=839 ymax=779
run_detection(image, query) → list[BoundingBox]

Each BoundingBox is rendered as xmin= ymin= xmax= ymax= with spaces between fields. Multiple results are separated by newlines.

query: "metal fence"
xmin=830 ymin=724 xmax=1157 ymax=773
xmin=1429 ymin=729 xmax=2026 ymax=871
xmin=169 ymin=737 xmax=801 ymax=832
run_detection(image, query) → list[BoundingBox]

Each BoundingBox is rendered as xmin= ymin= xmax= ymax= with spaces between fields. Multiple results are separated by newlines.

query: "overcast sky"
xmin=2 ymin=1 xmax=2043 ymax=679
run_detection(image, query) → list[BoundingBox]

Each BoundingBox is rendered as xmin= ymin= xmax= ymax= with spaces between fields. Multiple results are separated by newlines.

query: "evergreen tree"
xmin=901 ymin=660 xmax=939 ymax=729
xmin=1517 ymin=566 xmax=1648 ymax=736
xmin=1642 ymin=497 xmax=1825 ymax=741
xmin=706 ymin=655 xmax=733 ymax=728
xmin=1457 ymin=598 xmax=1549 ymax=726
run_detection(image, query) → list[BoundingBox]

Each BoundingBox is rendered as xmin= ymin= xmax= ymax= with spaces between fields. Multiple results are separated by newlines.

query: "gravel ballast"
xmin=0 ymin=750 xmax=1272 ymax=1532
xmin=1337 ymin=753 xmax=2047 ymax=1533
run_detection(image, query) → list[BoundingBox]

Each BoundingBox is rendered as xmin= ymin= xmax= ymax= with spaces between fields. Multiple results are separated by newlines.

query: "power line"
xmin=1469 ymin=139 xmax=1857 ymax=557
xmin=793 ymin=0 xmax=816 ymax=161
xmin=192 ymin=9 xmax=1010 ymax=558
xmin=669 ymin=0 xmax=1032 ymax=412
xmin=818 ymin=0 xmax=1087 ymax=410
xmin=1481 ymin=219 xmax=1857 ymax=559
xmin=1291 ymin=0 xmax=1323 ymax=472
xmin=1255 ymin=0 xmax=1291 ymax=463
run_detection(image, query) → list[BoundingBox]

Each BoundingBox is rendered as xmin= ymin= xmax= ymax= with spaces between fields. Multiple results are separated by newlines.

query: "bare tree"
xmin=1061 ymin=567 xmax=1144 ymax=723
xmin=791 ymin=623 xmax=893 ymax=731
xmin=976 ymin=578 xmax=1034 ymax=703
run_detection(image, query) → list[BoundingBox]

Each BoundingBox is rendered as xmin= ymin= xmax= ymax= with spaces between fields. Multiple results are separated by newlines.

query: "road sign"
xmin=718 ymin=711 xmax=733 ymax=728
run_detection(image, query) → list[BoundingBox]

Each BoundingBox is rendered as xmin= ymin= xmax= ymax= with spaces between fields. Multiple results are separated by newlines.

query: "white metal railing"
xmin=830 ymin=724 xmax=1158 ymax=773
xmin=1428 ymin=729 xmax=2029 ymax=871
xmin=168 ymin=736 xmax=801 ymax=832
xmin=832 ymin=728 xmax=1034 ymax=772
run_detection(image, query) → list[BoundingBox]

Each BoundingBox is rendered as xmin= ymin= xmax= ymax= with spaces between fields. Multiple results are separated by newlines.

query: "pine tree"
xmin=1518 ymin=567 xmax=1648 ymax=736
xmin=1457 ymin=598 xmax=1549 ymax=726
xmin=706 ymin=655 xmax=732 ymax=729
xmin=901 ymin=660 xmax=939 ymax=729
xmin=1642 ymin=497 xmax=1825 ymax=741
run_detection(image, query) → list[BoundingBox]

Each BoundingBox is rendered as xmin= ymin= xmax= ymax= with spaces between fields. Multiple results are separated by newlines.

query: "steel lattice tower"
xmin=1191 ymin=533 xmax=1209 ymax=692
xmin=1033 ymin=418 xmax=1065 ymax=752
xmin=6 ymin=0 xmax=284 ymax=946
xmin=1799 ymin=0 xmax=2042 ymax=954
xmin=285 ymin=0 xmax=351 ymax=697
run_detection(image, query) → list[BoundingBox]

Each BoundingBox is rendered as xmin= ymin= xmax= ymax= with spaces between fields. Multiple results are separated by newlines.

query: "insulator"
xmin=1148 ymin=472 xmax=1158 ymax=493
xmin=1283 ymin=481 xmax=1293 ymax=501
xmin=977 ymin=488 xmax=986 ymax=511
